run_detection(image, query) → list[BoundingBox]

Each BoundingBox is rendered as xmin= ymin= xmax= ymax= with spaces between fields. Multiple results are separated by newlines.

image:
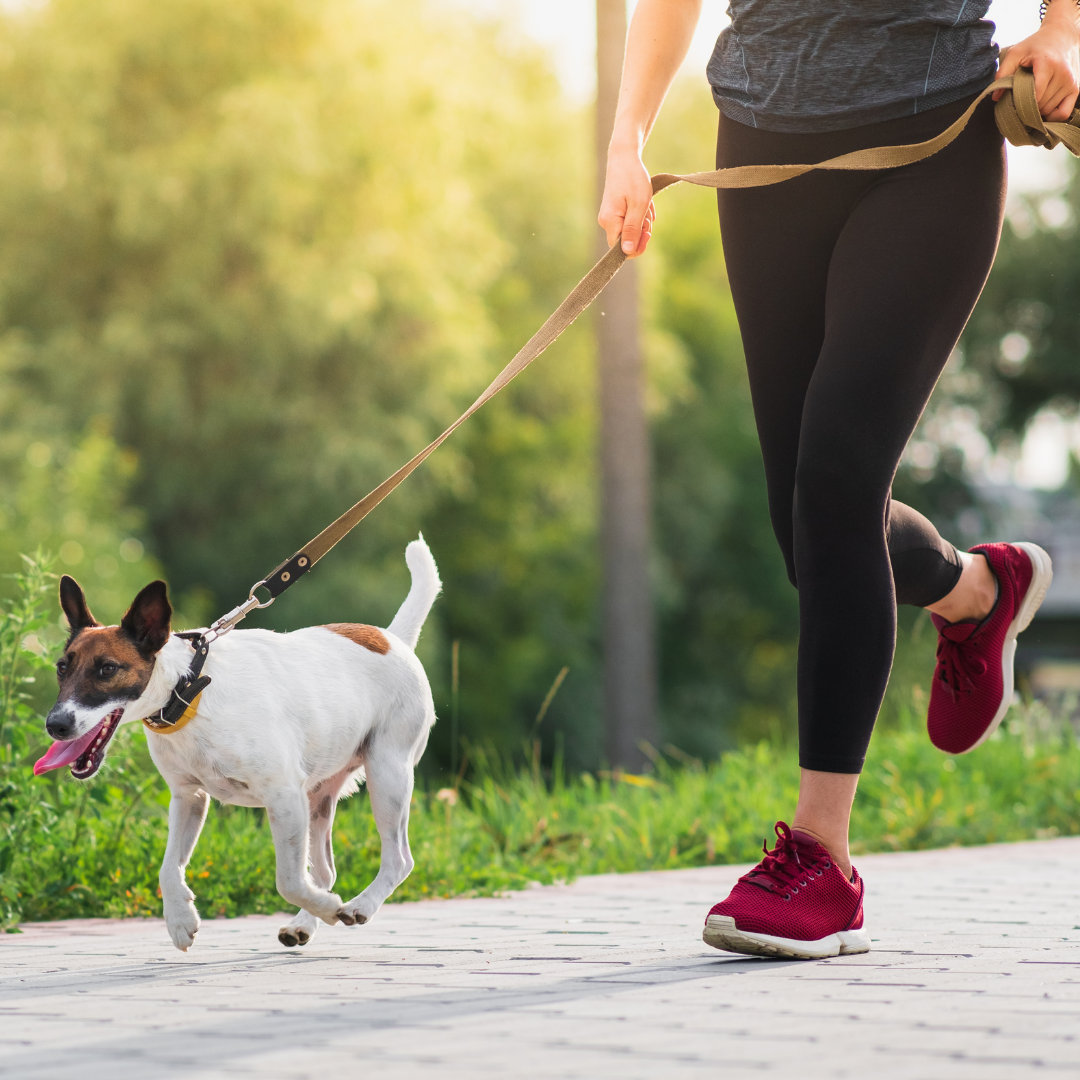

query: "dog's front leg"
xmin=265 ymin=787 xmax=344 ymax=925
xmin=159 ymin=786 xmax=210 ymax=952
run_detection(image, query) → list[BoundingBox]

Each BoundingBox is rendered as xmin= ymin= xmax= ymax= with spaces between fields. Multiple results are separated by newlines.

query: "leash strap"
xmin=141 ymin=71 xmax=1080 ymax=734
xmin=256 ymin=71 xmax=1079 ymax=601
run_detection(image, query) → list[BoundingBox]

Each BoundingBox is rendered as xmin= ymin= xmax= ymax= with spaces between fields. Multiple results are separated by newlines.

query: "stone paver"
xmin=3 ymin=837 xmax=1080 ymax=1078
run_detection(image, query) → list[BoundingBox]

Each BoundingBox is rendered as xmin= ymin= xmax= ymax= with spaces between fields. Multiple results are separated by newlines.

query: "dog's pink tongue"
xmin=33 ymin=721 xmax=103 ymax=776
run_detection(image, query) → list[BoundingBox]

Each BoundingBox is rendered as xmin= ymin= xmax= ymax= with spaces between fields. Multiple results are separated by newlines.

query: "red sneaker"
xmin=703 ymin=822 xmax=869 ymax=960
xmin=927 ymin=542 xmax=1052 ymax=755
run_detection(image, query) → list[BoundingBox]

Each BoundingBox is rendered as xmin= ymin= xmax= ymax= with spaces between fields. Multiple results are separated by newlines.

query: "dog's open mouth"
xmin=33 ymin=708 xmax=124 ymax=779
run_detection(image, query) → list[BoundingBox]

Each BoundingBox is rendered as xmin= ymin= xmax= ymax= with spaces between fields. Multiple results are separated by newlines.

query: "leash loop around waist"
xmin=186 ymin=69 xmax=1080 ymax=656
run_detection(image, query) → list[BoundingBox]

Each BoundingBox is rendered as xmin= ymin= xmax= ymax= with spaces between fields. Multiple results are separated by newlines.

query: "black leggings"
xmin=716 ymin=95 xmax=1006 ymax=774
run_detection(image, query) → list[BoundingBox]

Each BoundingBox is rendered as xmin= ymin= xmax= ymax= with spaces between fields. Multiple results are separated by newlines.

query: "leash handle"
xmin=206 ymin=70 xmax=1078 ymax=637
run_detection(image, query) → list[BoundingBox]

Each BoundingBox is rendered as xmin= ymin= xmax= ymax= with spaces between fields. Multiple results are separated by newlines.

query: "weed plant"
xmin=3 ymin=561 xmax=1080 ymax=930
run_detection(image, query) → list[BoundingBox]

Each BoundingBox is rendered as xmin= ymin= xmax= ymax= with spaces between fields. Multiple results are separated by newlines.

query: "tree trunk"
xmin=596 ymin=0 xmax=658 ymax=771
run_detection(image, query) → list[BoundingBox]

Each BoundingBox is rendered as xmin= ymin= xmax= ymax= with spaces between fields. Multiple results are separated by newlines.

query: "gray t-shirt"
xmin=707 ymin=1 xmax=998 ymax=132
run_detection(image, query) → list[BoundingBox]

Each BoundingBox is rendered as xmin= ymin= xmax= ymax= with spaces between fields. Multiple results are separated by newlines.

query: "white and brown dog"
xmin=36 ymin=537 xmax=440 ymax=952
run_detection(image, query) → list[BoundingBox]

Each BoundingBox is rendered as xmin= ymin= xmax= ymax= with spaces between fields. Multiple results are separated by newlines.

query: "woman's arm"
xmin=598 ymin=0 xmax=703 ymax=257
xmin=995 ymin=0 xmax=1080 ymax=120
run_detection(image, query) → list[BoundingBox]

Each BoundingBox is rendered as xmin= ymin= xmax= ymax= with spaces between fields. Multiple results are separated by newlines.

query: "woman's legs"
xmin=717 ymin=97 xmax=1006 ymax=865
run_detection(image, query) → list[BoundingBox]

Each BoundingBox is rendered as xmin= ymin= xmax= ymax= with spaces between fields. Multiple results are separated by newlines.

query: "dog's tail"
xmin=387 ymin=535 xmax=441 ymax=650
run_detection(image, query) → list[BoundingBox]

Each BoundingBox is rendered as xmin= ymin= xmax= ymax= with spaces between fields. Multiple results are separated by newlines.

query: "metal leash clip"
xmin=200 ymin=579 xmax=276 ymax=645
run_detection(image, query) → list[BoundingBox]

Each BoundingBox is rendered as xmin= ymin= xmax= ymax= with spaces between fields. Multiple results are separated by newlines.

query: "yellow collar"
xmin=142 ymin=691 xmax=203 ymax=735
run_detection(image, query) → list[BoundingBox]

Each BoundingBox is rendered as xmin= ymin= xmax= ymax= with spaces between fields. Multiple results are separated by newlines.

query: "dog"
xmin=36 ymin=536 xmax=440 ymax=952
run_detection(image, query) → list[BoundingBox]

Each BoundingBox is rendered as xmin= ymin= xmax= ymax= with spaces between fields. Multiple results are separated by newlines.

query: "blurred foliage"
xmin=0 ymin=556 xmax=58 ymax=929
xmin=963 ymin=159 xmax=1080 ymax=435
xmin=0 ymin=426 xmax=186 ymax=627
xmin=0 ymin=0 xmax=600 ymax=763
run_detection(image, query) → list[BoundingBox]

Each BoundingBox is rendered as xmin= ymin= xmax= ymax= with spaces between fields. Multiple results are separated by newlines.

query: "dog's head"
xmin=35 ymin=576 xmax=172 ymax=780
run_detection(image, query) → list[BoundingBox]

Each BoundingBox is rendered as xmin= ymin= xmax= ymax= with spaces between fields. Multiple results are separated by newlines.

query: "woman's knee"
xmin=792 ymin=460 xmax=887 ymax=544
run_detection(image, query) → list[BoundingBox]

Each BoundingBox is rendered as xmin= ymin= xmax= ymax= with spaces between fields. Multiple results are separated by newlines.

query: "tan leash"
xmin=255 ymin=71 xmax=1078 ymax=599
xmin=145 ymin=70 xmax=1079 ymax=732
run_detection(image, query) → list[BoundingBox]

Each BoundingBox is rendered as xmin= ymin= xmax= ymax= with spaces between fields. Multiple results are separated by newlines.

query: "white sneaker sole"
xmin=957 ymin=541 xmax=1053 ymax=755
xmin=703 ymin=914 xmax=871 ymax=960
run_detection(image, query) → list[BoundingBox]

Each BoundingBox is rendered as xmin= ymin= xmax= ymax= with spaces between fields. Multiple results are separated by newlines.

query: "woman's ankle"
xmin=792 ymin=767 xmax=859 ymax=881
xmin=790 ymin=822 xmax=852 ymax=880
xmin=927 ymin=551 xmax=997 ymax=623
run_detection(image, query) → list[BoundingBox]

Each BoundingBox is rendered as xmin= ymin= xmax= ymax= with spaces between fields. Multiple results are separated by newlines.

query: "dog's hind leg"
xmin=265 ymin=786 xmax=346 ymax=926
xmin=160 ymin=786 xmax=211 ymax=952
xmin=278 ymin=774 xmax=348 ymax=947
xmin=336 ymin=747 xmax=415 ymax=927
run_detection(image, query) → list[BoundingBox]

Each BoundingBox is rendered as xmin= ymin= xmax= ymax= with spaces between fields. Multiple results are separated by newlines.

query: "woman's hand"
xmin=599 ymin=145 xmax=656 ymax=257
xmin=994 ymin=2 xmax=1080 ymax=121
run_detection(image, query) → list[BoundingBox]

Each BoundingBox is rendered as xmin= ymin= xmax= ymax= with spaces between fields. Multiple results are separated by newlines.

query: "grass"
xmin=4 ymin=558 xmax=1080 ymax=928
xmin=7 ymin=697 xmax=1080 ymax=926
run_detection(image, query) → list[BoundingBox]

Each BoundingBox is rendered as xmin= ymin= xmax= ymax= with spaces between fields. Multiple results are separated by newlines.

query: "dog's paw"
xmin=335 ymin=898 xmax=376 ymax=927
xmin=278 ymin=927 xmax=311 ymax=947
xmin=165 ymin=899 xmax=200 ymax=952
xmin=305 ymin=893 xmax=345 ymax=926
xmin=278 ymin=910 xmax=318 ymax=948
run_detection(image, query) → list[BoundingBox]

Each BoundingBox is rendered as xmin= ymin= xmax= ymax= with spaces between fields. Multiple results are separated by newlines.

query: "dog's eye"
xmin=56 ymin=659 xmax=68 ymax=676
xmin=98 ymin=662 xmax=118 ymax=678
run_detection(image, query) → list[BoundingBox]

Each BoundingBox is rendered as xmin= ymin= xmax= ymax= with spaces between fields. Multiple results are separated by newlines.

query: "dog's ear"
xmin=120 ymin=580 xmax=172 ymax=655
xmin=59 ymin=575 xmax=100 ymax=634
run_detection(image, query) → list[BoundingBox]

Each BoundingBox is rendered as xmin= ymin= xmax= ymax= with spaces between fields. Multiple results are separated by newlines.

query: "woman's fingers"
xmin=991 ymin=52 xmax=1079 ymax=118
xmin=636 ymin=205 xmax=656 ymax=255
xmin=1037 ymin=65 xmax=1080 ymax=119
xmin=598 ymin=200 xmax=625 ymax=249
xmin=617 ymin=194 xmax=656 ymax=252
xmin=639 ymin=218 xmax=653 ymax=244
xmin=1048 ymin=89 xmax=1078 ymax=120
xmin=619 ymin=195 xmax=652 ymax=254
xmin=993 ymin=44 xmax=1018 ymax=101
xmin=1033 ymin=54 xmax=1056 ymax=105
xmin=598 ymin=150 xmax=656 ymax=257
xmin=995 ymin=19 xmax=1080 ymax=117
xmin=996 ymin=44 xmax=1017 ymax=78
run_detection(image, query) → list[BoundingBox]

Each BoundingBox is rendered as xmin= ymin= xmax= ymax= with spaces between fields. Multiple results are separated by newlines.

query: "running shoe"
xmin=927 ymin=542 xmax=1052 ymax=755
xmin=703 ymin=821 xmax=869 ymax=960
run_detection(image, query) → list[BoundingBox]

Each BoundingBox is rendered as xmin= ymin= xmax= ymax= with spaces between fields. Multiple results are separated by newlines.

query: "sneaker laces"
xmin=741 ymin=821 xmax=830 ymax=898
xmin=934 ymin=631 xmax=987 ymax=701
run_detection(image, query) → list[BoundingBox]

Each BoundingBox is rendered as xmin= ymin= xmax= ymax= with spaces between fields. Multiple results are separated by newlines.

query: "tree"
xmin=596 ymin=0 xmax=658 ymax=771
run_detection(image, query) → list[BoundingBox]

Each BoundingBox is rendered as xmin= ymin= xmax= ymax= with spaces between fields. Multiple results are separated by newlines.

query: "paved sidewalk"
xmin=2 ymin=837 xmax=1080 ymax=1079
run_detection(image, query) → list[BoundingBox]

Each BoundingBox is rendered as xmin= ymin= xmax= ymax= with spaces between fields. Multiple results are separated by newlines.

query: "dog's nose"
xmin=45 ymin=707 xmax=77 ymax=740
